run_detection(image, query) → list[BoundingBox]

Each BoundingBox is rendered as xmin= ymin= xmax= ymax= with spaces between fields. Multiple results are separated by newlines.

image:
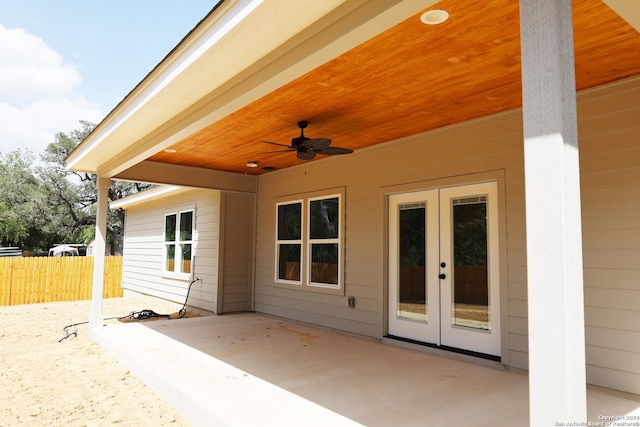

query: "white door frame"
xmin=439 ymin=182 xmax=501 ymax=356
xmin=388 ymin=189 xmax=440 ymax=344
xmin=387 ymin=181 xmax=501 ymax=357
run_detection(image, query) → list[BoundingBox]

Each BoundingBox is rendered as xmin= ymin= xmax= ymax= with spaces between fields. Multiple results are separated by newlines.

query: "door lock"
xmin=438 ymin=273 xmax=446 ymax=279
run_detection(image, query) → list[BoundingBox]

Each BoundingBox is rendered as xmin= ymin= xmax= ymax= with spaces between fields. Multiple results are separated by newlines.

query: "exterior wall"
xmin=255 ymin=111 xmax=525 ymax=343
xmin=579 ymin=78 xmax=640 ymax=394
xmin=253 ymin=77 xmax=640 ymax=394
xmin=219 ymin=192 xmax=255 ymax=313
xmin=121 ymin=189 xmax=221 ymax=312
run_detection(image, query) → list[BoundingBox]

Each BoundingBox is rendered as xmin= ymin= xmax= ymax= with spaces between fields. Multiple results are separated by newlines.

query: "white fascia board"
xmin=110 ymin=185 xmax=192 ymax=210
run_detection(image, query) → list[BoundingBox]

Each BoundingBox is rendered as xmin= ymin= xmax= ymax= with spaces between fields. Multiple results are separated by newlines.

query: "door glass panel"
xmin=398 ymin=203 xmax=426 ymax=321
xmin=452 ymin=196 xmax=489 ymax=330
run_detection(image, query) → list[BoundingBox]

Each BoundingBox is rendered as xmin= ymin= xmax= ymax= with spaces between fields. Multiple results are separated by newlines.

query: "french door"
xmin=388 ymin=182 xmax=501 ymax=357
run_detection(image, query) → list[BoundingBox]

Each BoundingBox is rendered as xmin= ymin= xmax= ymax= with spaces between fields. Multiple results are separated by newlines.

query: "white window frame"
xmin=274 ymin=199 xmax=304 ymax=285
xmin=163 ymin=207 xmax=195 ymax=280
xmin=307 ymin=194 xmax=342 ymax=289
xmin=274 ymin=188 xmax=345 ymax=295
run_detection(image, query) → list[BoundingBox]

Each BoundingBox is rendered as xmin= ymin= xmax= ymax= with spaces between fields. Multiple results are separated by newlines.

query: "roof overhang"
xmin=66 ymin=0 xmax=438 ymax=177
xmin=66 ymin=0 xmax=640 ymax=183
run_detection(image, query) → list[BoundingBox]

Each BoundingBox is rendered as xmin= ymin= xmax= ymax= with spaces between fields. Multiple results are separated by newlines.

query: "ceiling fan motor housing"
xmin=292 ymin=121 xmax=309 ymax=147
xmin=292 ymin=136 xmax=309 ymax=147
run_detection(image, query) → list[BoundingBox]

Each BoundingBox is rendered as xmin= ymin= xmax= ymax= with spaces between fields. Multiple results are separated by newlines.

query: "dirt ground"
xmin=0 ymin=298 xmax=191 ymax=426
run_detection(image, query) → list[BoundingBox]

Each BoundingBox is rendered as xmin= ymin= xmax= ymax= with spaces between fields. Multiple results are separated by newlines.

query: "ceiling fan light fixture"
xmin=420 ymin=9 xmax=449 ymax=25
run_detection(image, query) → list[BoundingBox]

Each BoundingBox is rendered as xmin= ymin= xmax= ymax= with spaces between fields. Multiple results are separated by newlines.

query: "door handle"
xmin=439 ymin=273 xmax=446 ymax=279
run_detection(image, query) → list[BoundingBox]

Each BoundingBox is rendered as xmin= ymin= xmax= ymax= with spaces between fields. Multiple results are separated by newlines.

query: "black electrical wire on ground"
xmin=177 ymin=277 xmax=197 ymax=319
xmin=59 ymin=277 xmax=199 ymax=342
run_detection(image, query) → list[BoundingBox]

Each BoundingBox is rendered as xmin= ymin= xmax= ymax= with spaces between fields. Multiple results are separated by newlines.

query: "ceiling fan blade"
xmin=315 ymin=146 xmax=354 ymax=155
xmin=262 ymin=140 xmax=292 ymax=148
xmin=297 ymin=150 xmax=316 ymax=160
xmin=302 ymin=138 xmax=331 ymax=151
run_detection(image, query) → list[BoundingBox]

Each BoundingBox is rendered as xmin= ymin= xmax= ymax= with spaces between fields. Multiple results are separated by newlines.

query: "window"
xmin=275 ymin=189 xmax=344 ymax=293
xmin=276 ymin=201 xmax=302 ymax=283
xmin=308 ymin=196 xmax=339 ymax=287
xmin=164 ymin=209 xmax=194 ymax=277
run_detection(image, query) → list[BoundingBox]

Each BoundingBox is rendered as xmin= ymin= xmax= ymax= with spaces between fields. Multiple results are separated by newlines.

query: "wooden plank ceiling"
xmin=147 ymin=0 xmax=640 ymax=175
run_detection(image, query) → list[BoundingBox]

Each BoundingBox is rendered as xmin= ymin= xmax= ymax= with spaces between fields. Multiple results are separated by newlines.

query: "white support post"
xmin=519 ymin=0 xmax=587 ymax=424
xmin=89 ymin=176 xmax=111 ymax=329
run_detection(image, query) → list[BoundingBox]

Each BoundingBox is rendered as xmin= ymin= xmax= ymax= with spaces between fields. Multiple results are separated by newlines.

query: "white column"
xmin=519 ymin=0 xmax=587 ymax=424
xmin=89 ymin=176 xmax=110 ymax=329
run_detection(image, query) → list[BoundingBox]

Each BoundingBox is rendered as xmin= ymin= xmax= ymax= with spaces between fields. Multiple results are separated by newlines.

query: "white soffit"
xmin=66 ymin=0 xmax=438 ymax=177
xmin=602 ymin=0 xmax=640 ymax=32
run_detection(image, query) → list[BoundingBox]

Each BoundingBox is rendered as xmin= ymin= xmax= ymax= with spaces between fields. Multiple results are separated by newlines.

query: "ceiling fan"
xmin=261 ymin=121 xmax=353 ymax=160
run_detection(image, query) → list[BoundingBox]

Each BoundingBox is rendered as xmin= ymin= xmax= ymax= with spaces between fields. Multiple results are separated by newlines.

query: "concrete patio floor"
xmin=92 ymin=312 xmax=640 ymax=426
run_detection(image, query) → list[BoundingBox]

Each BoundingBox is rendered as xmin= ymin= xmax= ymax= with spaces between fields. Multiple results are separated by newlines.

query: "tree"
xmin=0 ymin=149 xmax=47 ymax=248
xmin=0 ymin=121 xmax=153 ymax=254
xmin=35 ymin=121 xmax=154 ymax=255
xmin=36 ymin=121 xmax=98 ymax=245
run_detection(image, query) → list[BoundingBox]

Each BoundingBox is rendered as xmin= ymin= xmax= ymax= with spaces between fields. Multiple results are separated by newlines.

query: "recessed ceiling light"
xmin=420 ymin=9 xmax=449 ymax=25
xmin=164 ymin=148 xmax=177 ymax=153
xmin=246 ymin=161 xmax=259 ymax=168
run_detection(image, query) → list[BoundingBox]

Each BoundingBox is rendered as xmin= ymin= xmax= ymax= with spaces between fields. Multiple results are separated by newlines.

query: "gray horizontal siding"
xmin=220 ymin=192 xmax=253 ymax=313
xmin=253 ymin=76 xmax=640 ymax=394
xmin=121 ymin=189 xmax=221 ymax=312
xmin=578 ymin=78 xmax=640 ymax=394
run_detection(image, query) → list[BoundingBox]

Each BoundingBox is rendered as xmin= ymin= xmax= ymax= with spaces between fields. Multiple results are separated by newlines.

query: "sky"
xmin=0 ymin=1 xmax=216 ymax=157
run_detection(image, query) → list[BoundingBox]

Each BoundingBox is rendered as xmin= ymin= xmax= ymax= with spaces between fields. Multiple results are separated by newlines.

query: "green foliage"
xmin=35 ymin=121 xmax=99 ymax=246
xmin=0 ymin=121 xmax=154 ymax=254
xmin=0 ymin=150 xmax=44 ymax=248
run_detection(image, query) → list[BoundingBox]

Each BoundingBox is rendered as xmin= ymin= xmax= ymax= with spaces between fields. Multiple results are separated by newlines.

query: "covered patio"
xmin=93 ymin=313 xmax=640 ymax=426
xmin=69 ymin=0 xmax=640 ymax=423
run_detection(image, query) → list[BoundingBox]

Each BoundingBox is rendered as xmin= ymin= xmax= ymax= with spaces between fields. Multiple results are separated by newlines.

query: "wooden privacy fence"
xmin=0 ymin=256 xmax=123 ymax=306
